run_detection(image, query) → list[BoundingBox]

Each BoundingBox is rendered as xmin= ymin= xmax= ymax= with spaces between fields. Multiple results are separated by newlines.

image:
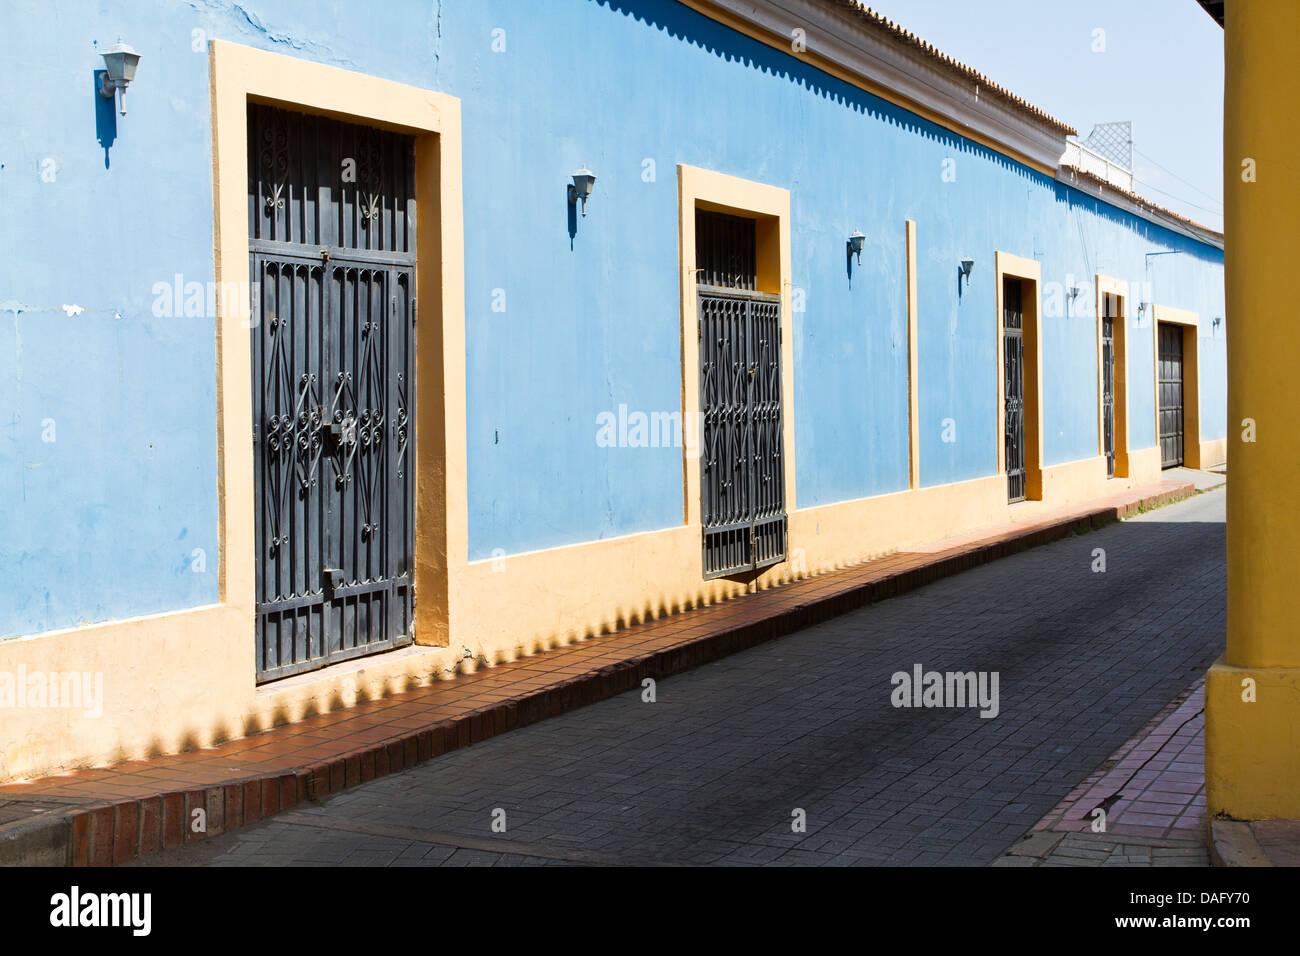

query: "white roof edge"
xmin=698 ymin=0 xmax=1073 ymax=170
xmin=1055 ymin=166 xmax=1224 ymax=250
xmin=693 ymin=0 xmax=1223 ymax=250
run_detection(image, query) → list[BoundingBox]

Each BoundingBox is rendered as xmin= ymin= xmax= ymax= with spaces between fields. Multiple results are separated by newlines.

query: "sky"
xmin=870 ymin=0 xmax=1224 ymax=231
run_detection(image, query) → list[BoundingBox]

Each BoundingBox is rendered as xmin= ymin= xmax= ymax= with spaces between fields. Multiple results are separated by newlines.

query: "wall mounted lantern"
xmin=1137 ymin=301 xmax=1149 ymax=321
xmin=847 ymin=230 xmax=866 ymax=265
xmin=1213 ymin=315 xmax=1223 ymax=332
xmin=568 ymin=166 xmax=596 ymax=217
xmin=98 ymin=39 xmax=141 ymax=116
xmin=1067 ymin=284 xmax=1083 ymax=311
xmin=958 ymin=257 xmax=974 ymax=291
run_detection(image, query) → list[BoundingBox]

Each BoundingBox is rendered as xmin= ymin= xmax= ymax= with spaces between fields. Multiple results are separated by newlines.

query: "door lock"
xmin=327 ymin=414 xmax=358 ymax=445
xmin=322 ymin=567 xmax=344 ymax=594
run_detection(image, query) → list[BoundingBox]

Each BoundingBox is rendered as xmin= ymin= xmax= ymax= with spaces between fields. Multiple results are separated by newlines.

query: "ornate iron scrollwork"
xmin=330 ymin=370 xmax=358 ymax=489
xmin=395 ymin=372 xmax=409 ymax=479
xmin=259 ymin=120 xmax=289 ymax=220
xmin=699 ymin=288 xmax=786 ymax=578
xmin=261 ymin=263 xmax=327 ymax=558
xmin=249 ymin=101 xmax=417 ymax=682
xmin=356 ymin=126 xmax=385 ymax=232
xmin=360 ymin=193 xmax=381 ymax=228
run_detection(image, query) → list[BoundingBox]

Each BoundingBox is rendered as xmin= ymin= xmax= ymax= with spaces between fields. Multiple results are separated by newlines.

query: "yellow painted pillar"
xmin=1205 ymin=0 xmax=1300 ymax=820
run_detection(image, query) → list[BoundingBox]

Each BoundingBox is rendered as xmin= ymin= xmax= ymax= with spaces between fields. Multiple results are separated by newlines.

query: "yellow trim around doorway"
xmin=1096 ymin=275 xmax=1130 ymax=477
xmin=209 ymin=40 xmax=467 ymax=648
xmin=995 ymin=252 xmax=1043 ymax=498
xmin=677 ymin=164 xmax=796 ymax=526
xmin=0 ymin=41 xmax=471 ymax=783
xmin=1152 ymin=304 xmax=1201 ymax=469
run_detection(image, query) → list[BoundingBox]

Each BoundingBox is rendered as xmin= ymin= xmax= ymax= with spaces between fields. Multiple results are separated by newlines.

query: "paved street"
xmin=135 ymin=489 xmax=1226 ymax=867
xmin=998 ymin=674 xmax=1211 ymax=866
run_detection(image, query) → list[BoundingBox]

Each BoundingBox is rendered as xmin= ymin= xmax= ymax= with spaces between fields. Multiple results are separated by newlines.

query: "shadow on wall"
xmin=567 ymin=183 xmax=579 ymax=247
xmin=599 ymin=0 xmax=1224 ymax=277
xmin=1054 ymin=181 xmax=1224 ymax=268
xmin=93 ymin=69 xmax=117 ymax=167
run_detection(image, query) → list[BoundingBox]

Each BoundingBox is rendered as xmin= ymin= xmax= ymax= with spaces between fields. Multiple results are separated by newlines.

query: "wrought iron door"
xmin=1003 ymin=278 xmax=1026 ymax=502
xmin=697 ymin=210 xmax=787 ymax=579
xmin=1102 ymin=307 xmax=1115 ymax=477
xmin=1158 ymin=322 xmax=1184 ymax=468
xmin=249 ymin=104 xmax=416 ymax=682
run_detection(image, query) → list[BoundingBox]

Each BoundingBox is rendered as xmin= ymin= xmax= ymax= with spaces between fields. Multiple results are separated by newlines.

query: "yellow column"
xmin=1205 ymin=0 xmax=1300 ymax=819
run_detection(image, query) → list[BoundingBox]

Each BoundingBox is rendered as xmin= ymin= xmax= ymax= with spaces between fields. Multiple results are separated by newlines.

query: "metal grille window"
xmin=697 ymin=210 xmax=787 ymax=579
xmin=1102 ymin=299 xmax=1116 ymax=477
xmin=696 ymin=209 xmax=757 ymax=290
xmin=1158 ymin=323 xmax=1185 ymax=468
xmin=1003 ymin=278 xmax=1027 ymax=503
xmin=248 ymin=103 xmax=415 ymax=255
xmin=249 ymin=104 xmax=417 ymax=682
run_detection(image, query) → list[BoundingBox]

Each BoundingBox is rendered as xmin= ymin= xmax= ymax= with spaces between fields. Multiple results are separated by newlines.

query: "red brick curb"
xmin=5 ymin=481 xmax=1194 ymax=866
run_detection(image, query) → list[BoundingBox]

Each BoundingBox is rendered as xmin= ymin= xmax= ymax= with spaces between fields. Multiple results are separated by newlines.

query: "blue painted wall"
xmin=0 ymin=0 xmax=1225 ymax=637
xmin=1 ymin=1 xmax=222 ymax=637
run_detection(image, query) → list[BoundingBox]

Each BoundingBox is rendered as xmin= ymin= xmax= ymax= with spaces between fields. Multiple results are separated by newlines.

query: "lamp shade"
xmin=101 ymin=40 xmax=140 ymax=83
xmin=572 ymin=166 xmax=596 ymax=198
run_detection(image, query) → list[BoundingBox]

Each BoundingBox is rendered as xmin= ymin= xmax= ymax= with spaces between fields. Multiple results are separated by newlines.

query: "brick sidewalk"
xmin=994 ymin=678 xmax=1209 ymax=866
xmin=0 ymin=479 xmax=1194 ymax=866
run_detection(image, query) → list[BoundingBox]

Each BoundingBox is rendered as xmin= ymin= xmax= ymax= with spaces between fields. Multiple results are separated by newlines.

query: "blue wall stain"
xmin=0 ymin=0 xmax=1225 ymax=637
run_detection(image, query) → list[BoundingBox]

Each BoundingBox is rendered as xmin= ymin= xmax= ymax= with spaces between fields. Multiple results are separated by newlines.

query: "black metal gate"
xmin=697 ymin=210 xmax=786 ymax=578
xmin=248 ymin=104 xmax=417 ymax=682
xmin=1003 ymin=277 xmax=1026 ymax=502
xmin=1102 ymin=304 xmax=1115 ymax=477
xmin=1158 ymin=322 xmax=1184 ymax=469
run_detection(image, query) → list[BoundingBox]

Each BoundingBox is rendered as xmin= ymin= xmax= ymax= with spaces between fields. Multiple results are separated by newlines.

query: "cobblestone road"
xmin=134 ymin=489 xmax=1226 ymax=866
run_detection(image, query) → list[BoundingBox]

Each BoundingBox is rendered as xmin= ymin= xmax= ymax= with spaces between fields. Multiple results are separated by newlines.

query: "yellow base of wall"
xmin=0 ymin=607 xmax=469 ymax=783
xmin=1125 ymin=445 xmax=1165 ymax=485
xmin=0 ymin=445 xmax=1168 ymax=784
xmin=1199 ymin=438 xmax=1228 ymax=470
xmin=1025 ymin=449 xmax=1162 ymax=507
xmin=1039 ymin=454 xmax=1116 ymax=501
xmin=1205 ymin=655 xmax=1300 ymax=819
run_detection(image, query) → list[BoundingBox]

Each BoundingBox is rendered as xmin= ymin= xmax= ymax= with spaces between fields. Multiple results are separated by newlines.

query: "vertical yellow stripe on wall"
xmin=906 ymin=220 xmax=920 ymax=489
